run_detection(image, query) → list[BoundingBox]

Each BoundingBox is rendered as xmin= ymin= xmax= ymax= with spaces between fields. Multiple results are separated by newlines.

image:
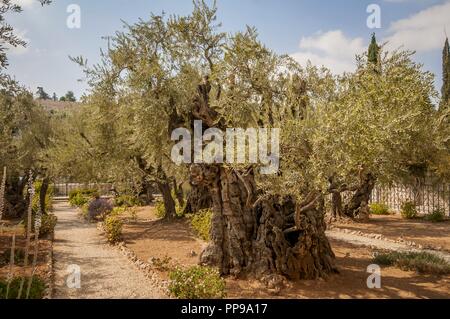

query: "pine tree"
xmin=441 ymin=37 xmax=450 ymax=110
xmin=368 ymin=33 xmax=380 ymax=65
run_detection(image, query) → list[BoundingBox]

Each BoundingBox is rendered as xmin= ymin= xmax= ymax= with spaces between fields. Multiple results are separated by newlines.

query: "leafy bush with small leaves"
xmin=86 ymin=198 xmax=113 ymax=221
xmin=168 ymin=266 xmax=226 ymax=299
xmin=150 ymin=255 xmax=173 ymax=271
xmin=0 ymin=276 xmax=46 ymax=299
xmin=39 ymin=213 xmax=57 ymax=237
xmin=373 ymin=251 xmax=450 ymax=275
xmin=69 ymin=189 xmax=99 ymax=207
xmin=110 ymin=207 xmax=126 ymax=216
xmin=114 ymin=195 xmax=142 ymax=207
xmin=424 ymin=209 xmax=446 ymax=222
xmin=104 ymin=215 xmax=123 ymax=244
xmin=400 ymin=201 xmax=417 ymax=219
xmin=23 ymin=213 xmax=57 ymax=238
xmin=172 ymin=189 xmax=186 ymax=218
xmin=189 ymin=209 xmax=212 ymax=241
xmin=369 ymin=203 xmax=390 ymax=215
xmin=155 ymin=201 xmax=166 ymax=218
xmin=69 ymin=188 xmax=99 ymax=201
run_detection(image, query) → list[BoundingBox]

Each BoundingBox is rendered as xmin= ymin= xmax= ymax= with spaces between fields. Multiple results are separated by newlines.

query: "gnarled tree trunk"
xmin=343 ymin=172 xmax=376 ymax=219
xmin=190 ymin=165 xmax=337 ymax=282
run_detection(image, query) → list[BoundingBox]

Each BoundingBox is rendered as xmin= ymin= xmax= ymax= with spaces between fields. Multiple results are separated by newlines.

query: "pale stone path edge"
xmin=326 ymin=230 xmax=450 ymax=262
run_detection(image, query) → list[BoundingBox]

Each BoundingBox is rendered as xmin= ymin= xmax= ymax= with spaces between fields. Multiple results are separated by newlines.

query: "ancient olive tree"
xmin=277 ymin=50 xmax=442 ymax=220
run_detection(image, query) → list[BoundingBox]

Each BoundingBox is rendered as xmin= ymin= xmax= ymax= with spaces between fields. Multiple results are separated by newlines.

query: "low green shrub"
xmin=104 ymin=215 xmax=123 ymax=244
xmin=172 ymin=189 xmax=186 ymax=218
xmin=150 ymin=255 xmax=173 ymax=271
xmin=110 ymin=207 xmax=126 ymax=216
xmin=155 ymin=201 xmax=166 ymax=219
xmin=400 ymin=201 xmax=418 ymax=219
xmin=39 ymin=213 xmax=57 ymax=237
xmin=0 ymin=276 xmax=46 ymax=299
xmin=369 ymin=203 xmax=390 ymax=215
xmin=424 ymin=209 xmax=446 ymax=223
xmin=68 ymin=189 xmax=99 ymax=207
xmin=168 ymin=266 xmax=226 ymax=299
xmin=114 ymin=195 xmax=142 ymax=207
xmin=189 ymin=209 xmax=212 ymax=241
xmin=373 ymin=251 xmax=450 ymax=275
xmin=23 ymin=213 xmax=57 ymax=238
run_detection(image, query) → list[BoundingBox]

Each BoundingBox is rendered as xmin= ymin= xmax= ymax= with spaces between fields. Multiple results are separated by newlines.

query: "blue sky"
xmin=6 ymin=0 xmax=450 ymax=99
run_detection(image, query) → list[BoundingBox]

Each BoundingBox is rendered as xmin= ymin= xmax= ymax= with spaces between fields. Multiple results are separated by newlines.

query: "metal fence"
xmin=370 ymin=183 xmax=450 ymax=216
xmin=52 ymin=183 xmax=113 ymax=197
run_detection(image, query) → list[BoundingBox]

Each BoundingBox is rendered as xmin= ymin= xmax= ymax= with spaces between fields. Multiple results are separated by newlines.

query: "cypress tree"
xmin=441 ymin=37 xmax=450 ymax=110
xmin=368 ymin=33 xmax=380 ymax=65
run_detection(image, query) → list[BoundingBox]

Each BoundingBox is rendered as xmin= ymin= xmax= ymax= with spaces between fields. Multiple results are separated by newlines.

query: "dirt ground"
xmin=0 ymin=220 xmax=52 ymax=282
xmin=120 ymin=206 xmax=450 ymax=299
xmin=332 ymin=215 xmax=450 ymax=252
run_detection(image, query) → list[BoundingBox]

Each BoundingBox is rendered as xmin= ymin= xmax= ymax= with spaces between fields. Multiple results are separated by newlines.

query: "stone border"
xmin=328 ymin=225 xmax=448 ymax=253
xmin=96 ymin=222 xmax=170 ymax=298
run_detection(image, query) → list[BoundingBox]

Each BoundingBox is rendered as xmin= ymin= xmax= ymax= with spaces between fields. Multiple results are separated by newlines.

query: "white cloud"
xmin=384 ymin=1 xmax=450 ymax=52
xmin=290 ymin=30 xmax=366 ymax=74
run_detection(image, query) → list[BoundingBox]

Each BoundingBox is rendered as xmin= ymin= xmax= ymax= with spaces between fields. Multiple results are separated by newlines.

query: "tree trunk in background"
xmin=138 ymin=180 xmax=155 ymax=205
xmin=191 ymin=165 xmax=337 ymax=283
xmin=39 ymin=178 xmax=49 ymax=215
xmin=157 ymin=180 xmax=176 ymax=220
xmin=331 ymin=191 xmax=343 ymax=218
xmin=343 ymin=173 xmax=376 ymax=219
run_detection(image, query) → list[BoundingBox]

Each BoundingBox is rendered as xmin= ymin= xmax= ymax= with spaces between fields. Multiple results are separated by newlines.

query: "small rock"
xmin=190 ymin=250 xmax=197 ymax=257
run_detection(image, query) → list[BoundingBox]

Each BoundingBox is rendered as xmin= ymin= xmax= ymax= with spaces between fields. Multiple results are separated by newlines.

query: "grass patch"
xmin=373 ymin=251 xmax=450 ymax=275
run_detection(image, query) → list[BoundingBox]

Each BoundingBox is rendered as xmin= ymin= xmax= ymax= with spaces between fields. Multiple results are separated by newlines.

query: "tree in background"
xmin=59 ymin=91 xmax=76 ymax=102
xmin=441 ymin=37 xmax=450 ymax=110
xmin=36 ymin=86 xmax=50 ymax=100
xmin=368 ymin=33 xmax=380 ymax=72
xmin=52 ymin=92 xmax=57 ymax=101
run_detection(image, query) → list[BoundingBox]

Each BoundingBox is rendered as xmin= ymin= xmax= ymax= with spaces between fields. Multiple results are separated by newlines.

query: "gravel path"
xmin=52 ymin=201 xmax=162 ymax=299
xmin=326 ymin=230 xmax=450 ymax=262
